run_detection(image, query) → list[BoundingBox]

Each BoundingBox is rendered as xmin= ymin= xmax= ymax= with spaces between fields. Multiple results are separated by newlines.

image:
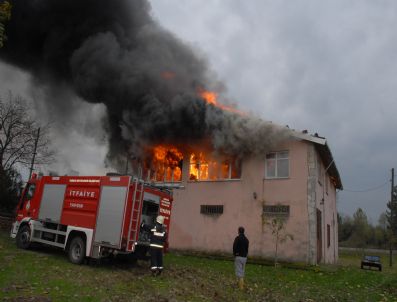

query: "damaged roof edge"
xmin=291 ymin=131 xmax=343 ymax=190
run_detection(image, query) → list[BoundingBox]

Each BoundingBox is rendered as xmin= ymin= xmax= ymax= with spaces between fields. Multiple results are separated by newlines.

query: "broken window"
xmin=189 ymin=153 xmax=241 ymax=181
xmin=143 ymin=146 xmax=183 ymax=182
xmin=265 ymin=151 xmax=289 ymax=178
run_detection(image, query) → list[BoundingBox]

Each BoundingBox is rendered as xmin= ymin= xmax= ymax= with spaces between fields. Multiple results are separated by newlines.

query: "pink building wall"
xmin=315 ymin=151 xmax=339 ymax=264
xmin=168 ymin=138 xmax=339 ymax=264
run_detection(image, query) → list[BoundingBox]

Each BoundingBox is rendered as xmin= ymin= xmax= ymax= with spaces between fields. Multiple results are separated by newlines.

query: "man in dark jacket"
xmin=148 ymin=215 xmax=167 ymax=276
xmin=233 ymin=226 xmax=249 ymax=289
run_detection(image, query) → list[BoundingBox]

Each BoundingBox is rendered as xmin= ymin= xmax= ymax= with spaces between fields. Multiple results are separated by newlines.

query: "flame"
xmin=189 ymin=153 xmax=206 ymax=180
xmin=153 ymin=145 xmax=182 ymax=167
xmin=143 ymin=145 xmax=242 ymax=182
xmin=197 ymin=87 xmax=246 ymax=115
xmin=149 ymin=145 xmax=183 ymax=182
xmin=199 ymin=90 xmax=217 ymax=105
xmin=189 ymin=151 xmax=241 ymax=181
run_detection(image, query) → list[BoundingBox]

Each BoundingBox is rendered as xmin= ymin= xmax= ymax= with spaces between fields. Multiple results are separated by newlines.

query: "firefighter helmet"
xmin=156 ymin=215 xmax=165 ymax=224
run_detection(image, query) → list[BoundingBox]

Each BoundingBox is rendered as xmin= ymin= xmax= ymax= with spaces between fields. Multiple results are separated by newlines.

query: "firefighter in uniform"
xmin=148 ymin=215 xmax=167 ymax=276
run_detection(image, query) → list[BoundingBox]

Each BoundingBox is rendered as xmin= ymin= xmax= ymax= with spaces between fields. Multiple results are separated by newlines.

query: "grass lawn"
xmin=1 ymin=230 xmax=397 ymax=302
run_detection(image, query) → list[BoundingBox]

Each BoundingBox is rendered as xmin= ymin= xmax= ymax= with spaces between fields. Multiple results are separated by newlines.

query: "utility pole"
xmin=390 ymin=168 xmax=394 ymax=267
xmin=28 ymin=127 xmax=40 ymax=180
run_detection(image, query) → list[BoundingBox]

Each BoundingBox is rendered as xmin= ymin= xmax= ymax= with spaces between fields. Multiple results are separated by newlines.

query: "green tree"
xmin=0 ymin=1 xmax=12 ymax=48
xmin=372 ymin=212 xmax=388 ymax=249
xmin=350 ymin=208 xmax=371 ymax=250
xmin=386 ymin=186 xmax=397 ymax=249
xmin=338 ymin=213 xmax=354 ymax=243
xmin=378 ymin=212 xmax=388 ymax=231
xmin=265 ymin=217 xmax=294 ymax=267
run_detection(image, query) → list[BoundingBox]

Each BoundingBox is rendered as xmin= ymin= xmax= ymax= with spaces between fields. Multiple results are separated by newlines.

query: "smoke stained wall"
xmin=0 ymin=0 xmax=289 ymax=170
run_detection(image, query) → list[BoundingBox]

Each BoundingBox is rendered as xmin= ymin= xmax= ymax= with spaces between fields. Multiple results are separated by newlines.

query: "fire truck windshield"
xmin=26 ymin=184 xmax=36 ymax=200
xmin=19 ymin=184 xmax=36 ymax=210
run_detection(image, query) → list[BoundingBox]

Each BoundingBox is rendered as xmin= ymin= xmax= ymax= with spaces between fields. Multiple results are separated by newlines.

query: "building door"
xmin=317 ymin=209 xmax=322 ymax=263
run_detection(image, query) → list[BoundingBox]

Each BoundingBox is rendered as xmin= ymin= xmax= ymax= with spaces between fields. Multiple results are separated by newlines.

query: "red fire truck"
xmin=10 ymin=174 xmax=173 ymax=264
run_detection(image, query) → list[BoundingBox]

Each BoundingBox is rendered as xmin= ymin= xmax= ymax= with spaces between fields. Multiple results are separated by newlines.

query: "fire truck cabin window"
xmin=189 ymin=153 xmax=241 ymax=181
xmin=265 ymin=151 xmax=289 ymax=178
xmin=26 ymin=184 xmax=36 ymax=200
xmin=19 ymin=184 xmax=36 ymax=210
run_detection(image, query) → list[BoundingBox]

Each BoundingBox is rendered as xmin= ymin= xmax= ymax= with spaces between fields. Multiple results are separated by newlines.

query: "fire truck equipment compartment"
xmin=94 ymin=186 xmax=128 ymax=247
xmin=38 ymin=184 xmax=67 ymax=222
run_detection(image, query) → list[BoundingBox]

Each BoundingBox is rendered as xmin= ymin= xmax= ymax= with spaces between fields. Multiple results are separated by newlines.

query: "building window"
xmin=142 ymin=145 xmax=183 ymax=182
xmin=327 ymin=224 xmax=331 ymax=247
xmin=263 ymin=205 xmax=290 ymax=217
xmin=200 ymin=205 xmax=224 ymax=215
xmin=265 ymin=151 xmax=289 ymax=179
xmin=189 ymin=153 xmax=241 ymax=181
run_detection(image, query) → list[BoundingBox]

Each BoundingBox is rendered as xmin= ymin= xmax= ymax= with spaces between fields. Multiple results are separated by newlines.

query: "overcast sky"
xmin=1 ymin=0 xmax=396 ymax=222
xmin=149 ymin=0 xmax=397 ymax=223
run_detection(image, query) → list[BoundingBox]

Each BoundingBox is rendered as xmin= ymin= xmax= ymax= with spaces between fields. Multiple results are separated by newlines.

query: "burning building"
xmin=0 ymin=0 xmax=342 ymax=264
xmin=132 ymin=130 xmax=342 ymax=265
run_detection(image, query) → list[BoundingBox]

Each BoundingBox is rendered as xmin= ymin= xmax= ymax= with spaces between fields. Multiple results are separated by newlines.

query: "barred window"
xmin=200 ymin=205 xmax=224 ymax=215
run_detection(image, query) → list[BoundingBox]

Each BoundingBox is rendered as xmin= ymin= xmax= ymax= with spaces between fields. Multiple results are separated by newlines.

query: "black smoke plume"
xmin=0 ymin=0 xmax=288 ymax=169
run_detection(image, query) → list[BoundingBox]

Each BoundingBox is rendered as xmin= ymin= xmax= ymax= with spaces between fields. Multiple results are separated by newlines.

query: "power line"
xmin=342 ymin=181 xmax=389 ymax=193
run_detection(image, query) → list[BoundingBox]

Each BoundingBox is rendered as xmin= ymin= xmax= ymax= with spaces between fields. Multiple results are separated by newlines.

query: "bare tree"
xmin=265 ymin=217 xmax=294 ymax=267
xmin=0 ymin=92 xmax=54 ymax=176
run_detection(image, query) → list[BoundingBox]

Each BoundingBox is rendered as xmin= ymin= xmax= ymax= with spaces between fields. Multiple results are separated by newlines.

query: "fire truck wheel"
xmin=16 ymin=224 xmax=31 ymax=249
xmin=68 ymin=236 xmax=86 ymax=264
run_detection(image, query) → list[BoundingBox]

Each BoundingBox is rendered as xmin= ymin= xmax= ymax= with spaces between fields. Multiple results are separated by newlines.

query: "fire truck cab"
xmin=10 ymin=174 xmax=173 ymax=264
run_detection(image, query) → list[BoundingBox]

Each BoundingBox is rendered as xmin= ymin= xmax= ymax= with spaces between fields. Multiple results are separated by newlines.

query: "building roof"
xmin=292 ymin=131 xmax=343 ymax=190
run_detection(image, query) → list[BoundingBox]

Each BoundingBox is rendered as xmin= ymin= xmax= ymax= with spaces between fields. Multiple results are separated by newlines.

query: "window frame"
xmin=265 ymin=150 xmax=290 ymax=179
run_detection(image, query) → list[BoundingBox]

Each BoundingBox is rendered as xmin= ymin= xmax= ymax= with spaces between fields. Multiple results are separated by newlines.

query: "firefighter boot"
xmin=238 ymin=278 xmax=244 ymax=290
